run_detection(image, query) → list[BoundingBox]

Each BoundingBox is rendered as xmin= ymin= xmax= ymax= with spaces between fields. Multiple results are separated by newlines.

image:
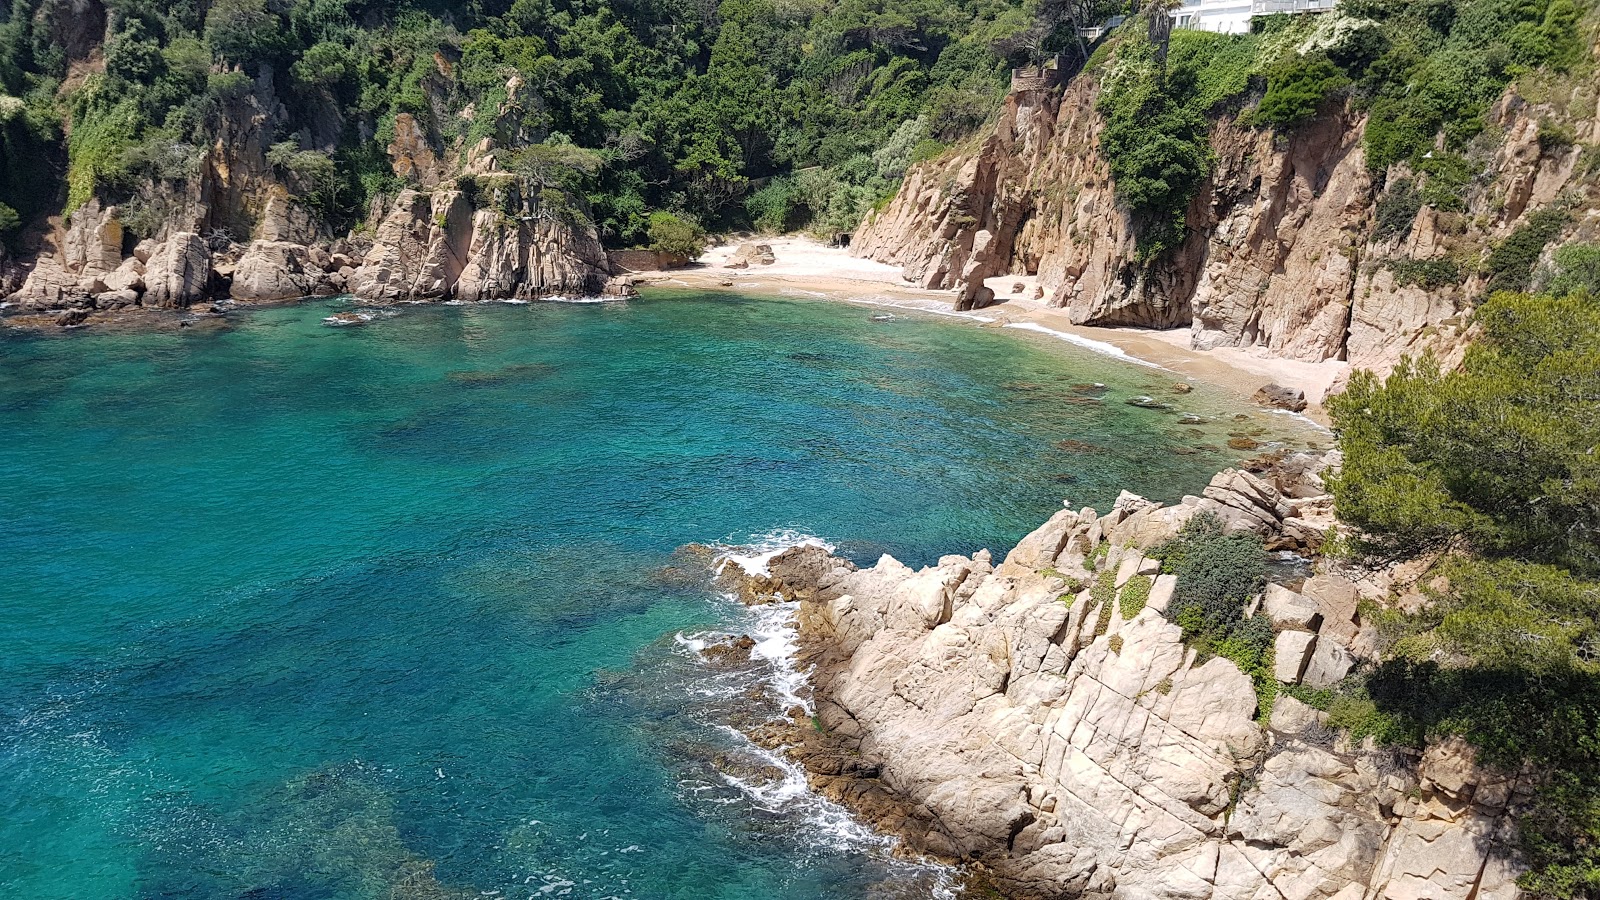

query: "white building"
xmin=1172 ymin=0 xmax=1337 ymax=35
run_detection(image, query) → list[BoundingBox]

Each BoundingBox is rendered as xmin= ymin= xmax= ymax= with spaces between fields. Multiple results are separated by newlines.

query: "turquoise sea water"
xmin=1 ymin=291 xmax=1320 ymax=899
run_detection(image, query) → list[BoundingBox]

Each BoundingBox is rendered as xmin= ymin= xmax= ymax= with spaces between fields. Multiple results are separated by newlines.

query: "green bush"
xmin=1541 ymin=242 xmax=1600 ymax=297
xmin=1484 ymin=208 xmax=1571 ymax=293
xmin=1328 ymin=289 xmax=1600 ymax=572
xmin=1416 ymin=152 xmax=1473 ymax=212
xmin=1358 ymin=0 xmax=1588 ymax=174
xmin=1119 ymin=574 xmax=1152 ymax=619
xmin=1153 ymin=512 xmax=1268 ymax=634
xmin=647 ymin=211 xmax=707 ymax=260
xmin=1097 ymin=30 xmax=1262 ymax=261
xmin=1372 ymin=177 xmax=1421 ymax=241
xmin=1538 ymin=120 xmax=1578 ymax=155
xmin=1251 ymin=53 xmax=1347 ymax=130
xmin=745 ymin=178 xmax=799 ymax=234
xmin=1384 ymin=257 xmax=1462 ymax=289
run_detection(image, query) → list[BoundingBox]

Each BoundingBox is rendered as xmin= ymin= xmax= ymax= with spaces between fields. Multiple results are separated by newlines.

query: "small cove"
xmin=0 ymin=290 xmax=1322 ymax=898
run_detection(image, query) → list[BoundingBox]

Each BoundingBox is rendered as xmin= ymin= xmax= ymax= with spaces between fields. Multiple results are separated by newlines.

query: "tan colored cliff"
xmin=854 ymin=69 xmax=1600 ymax=376
xmin=5 ymin=64 xmax=611 ymax=320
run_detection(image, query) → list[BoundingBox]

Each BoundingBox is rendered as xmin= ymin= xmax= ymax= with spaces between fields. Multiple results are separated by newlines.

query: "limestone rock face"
xmin=739 ymin=461 xmax=1526 ymax=900
xmin=142 ymin=233 xmax=212 ymax=309
xmin=352 ymin=188 xmax=608 ymax=302
xmin=852 ymin=75 xmax=1596 ymax=383
xmin=231 ymin=240 xmax=318 ymax=303
xmin=61 ymin=200 xmax=125 ymax=277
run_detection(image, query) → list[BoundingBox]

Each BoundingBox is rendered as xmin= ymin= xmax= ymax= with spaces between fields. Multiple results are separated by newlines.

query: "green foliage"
xmin=1416 ymin=152 xmax=1474 ymax=211
xmin=0 ymin=0 xmax=1028 ymax=242
xmin=1329 ymin=290 xmax=1600 ymax=573
xmin=1383 ymin=257 xmax=1462 ymax=289
xmin=1357 ymin=0 xmax=1590 ymax=174
xmin=746 ymin=178 xmax=800 ymax=234
xmin=1097 ymin=28 xmax=1267 ymax=260
xmin=1153 ymin=512 xmax=1268 ymax=633
xmin=1331 ymin=277 xmax=1600 ymax=894
xmin=1119 ymin=574 xmax=1151 ymax=619
xmin=1251 ymin=53 xmax=1347 ymax=129
xmin=1372 ymin=177 xmax=1421 ymax=241
xmin=1090 ymin=567 xmax=1117 ymax=607
xmin=1484 ymin=208 xmax=1571 ymax=293
xmin=647 ymin=211 xmax=707 ymax=260
xmin=1541 ymin=243 xmax=1600 ymax=297
xmin=1154 ymin=513 xmax=1276 ymax=719
xmin=1538 ymin=120 xmax=1578 ymax=154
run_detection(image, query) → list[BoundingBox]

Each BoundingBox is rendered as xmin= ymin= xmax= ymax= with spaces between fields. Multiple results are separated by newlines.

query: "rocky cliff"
xmin=727 ymin=460 xmax=1528 ymax=900
xmin=853 ymin=61 xmax=1600 ymax=377
xmin=3 ymin=59 xmax=613 ymax=327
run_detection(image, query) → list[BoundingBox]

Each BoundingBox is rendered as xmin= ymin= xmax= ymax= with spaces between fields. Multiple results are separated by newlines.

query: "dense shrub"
xmin=1357 ymin=0 xmax=1589 ymax=174
xmin=647 ymin=211 xmax=707 ymax=260
xmin=1383 ymin=257 xmax=1462 ymax=289
xmin=1119 ymin=574 xmax=1152 ymax=619
xmin=1330 ymin=280 xmax=1600 ymax=896
xmin=1540 ymin=242 xmax=1600 ymax=297
xmin=1251 ymin=53 xmax=1347 ymax=129
xmin=1329 ymin=289 xmax=1600 ymax=572
xmin=1484 ymin=208 xmax=1571 ymax=293
xmin=1372 ymin=177 xmax=1421 ymax=240
xmin=1153 ymin=512 xmax=1268 ymax=633
xmin=1097 ymin=30 xmax=1263 ymax=261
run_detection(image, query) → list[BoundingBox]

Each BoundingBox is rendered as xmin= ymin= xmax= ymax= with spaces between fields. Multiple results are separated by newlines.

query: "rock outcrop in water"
xmin=728 ymin=457 xmax=1527 ymax=900
xmin=852 ymin=65 xmax=1600 ymax=377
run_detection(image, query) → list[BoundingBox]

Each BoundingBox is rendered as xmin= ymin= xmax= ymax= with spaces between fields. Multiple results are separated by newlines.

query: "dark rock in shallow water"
xmin=1125 ymin=395 xmax=1173 ymax=410
xmin=1054 ymin=439 xmax=1105 ymax=453
xmin=1254 ymin=382 xmax=1308 ymax=412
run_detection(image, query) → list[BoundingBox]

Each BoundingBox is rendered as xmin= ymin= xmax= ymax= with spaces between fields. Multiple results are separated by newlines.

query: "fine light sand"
xmin=659 ymin=236 xmax=1346 ymax=423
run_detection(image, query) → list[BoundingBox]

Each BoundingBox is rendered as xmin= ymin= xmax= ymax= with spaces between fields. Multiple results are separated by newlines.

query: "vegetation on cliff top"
xmin=1092 ymin=0 xmax=1595 ymax=259
xmin=1329 ymin=282 xmax=1600 ymax=898
xmin=0 ymin=0 xmax=1046 ymax=246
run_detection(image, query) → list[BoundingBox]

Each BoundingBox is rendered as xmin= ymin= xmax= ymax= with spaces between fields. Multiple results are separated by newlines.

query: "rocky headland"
xmin=715 ymin=455 xmax=1527 ymax=900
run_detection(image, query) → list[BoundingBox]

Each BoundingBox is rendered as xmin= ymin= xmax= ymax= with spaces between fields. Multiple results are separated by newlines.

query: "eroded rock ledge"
xmin=727 ymin=460 xmax=1527 ymax=900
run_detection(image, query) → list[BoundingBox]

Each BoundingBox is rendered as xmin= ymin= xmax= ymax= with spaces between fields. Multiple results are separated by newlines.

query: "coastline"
xmin=660 ymin=237 xmax=1346 ymax=425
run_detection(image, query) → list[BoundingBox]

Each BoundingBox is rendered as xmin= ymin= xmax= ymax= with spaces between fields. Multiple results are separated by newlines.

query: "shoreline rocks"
xmin=717 ymin=461 xmax=1526 ymax=900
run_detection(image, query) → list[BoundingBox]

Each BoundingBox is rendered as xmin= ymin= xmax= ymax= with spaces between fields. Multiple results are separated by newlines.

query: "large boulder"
xmin=1254 ymin=382 xmax=1309 ymax=412
xmin=142 ymin=232 xmax=212 ymax=308
xmin=231 ymin=240 xmax=316 ymax=303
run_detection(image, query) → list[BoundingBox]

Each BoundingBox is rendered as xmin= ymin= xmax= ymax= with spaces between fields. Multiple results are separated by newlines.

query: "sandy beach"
xmin=657 ymin=237 xmax=1346 ymax=424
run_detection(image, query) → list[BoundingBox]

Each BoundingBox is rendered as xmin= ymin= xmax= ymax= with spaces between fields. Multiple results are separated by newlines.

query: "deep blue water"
xmin=0 ymin=291 xmax=1320 ymax=899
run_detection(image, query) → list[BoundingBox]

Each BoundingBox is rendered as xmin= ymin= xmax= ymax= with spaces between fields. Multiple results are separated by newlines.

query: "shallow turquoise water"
xmin=1 ymin=291 xmax=1319 ymax=899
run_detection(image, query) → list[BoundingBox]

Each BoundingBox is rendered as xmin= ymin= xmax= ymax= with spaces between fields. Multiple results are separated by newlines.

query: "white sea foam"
xmin=675 ymin=528 xmax=962 ymax=898
xmin=1266 ymin=406 xmax=1332 ymax=432
xmin=709 ymin=527 xmax=835 ymax=579
xmin=548 ymin=296 xmax=614 ymax=304
xmin=1003 ymin=321 xmax=1166 ymax=368
xmin=844 ymin=295 xmax=998 ymax=324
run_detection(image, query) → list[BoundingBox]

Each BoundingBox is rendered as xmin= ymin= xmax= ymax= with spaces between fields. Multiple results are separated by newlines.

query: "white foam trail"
xmin=1265 ymin=406 xmax=1332 ymax=432
xmin=709 ymin=528 xmax=835 ymax=579
xmin=1003 ymin=321 xmax=1166 ymax=369
xmin=843 ymin=295 xmax=998 ymax=324
xmin=548 ymin=296 xmax=613 ymax=304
